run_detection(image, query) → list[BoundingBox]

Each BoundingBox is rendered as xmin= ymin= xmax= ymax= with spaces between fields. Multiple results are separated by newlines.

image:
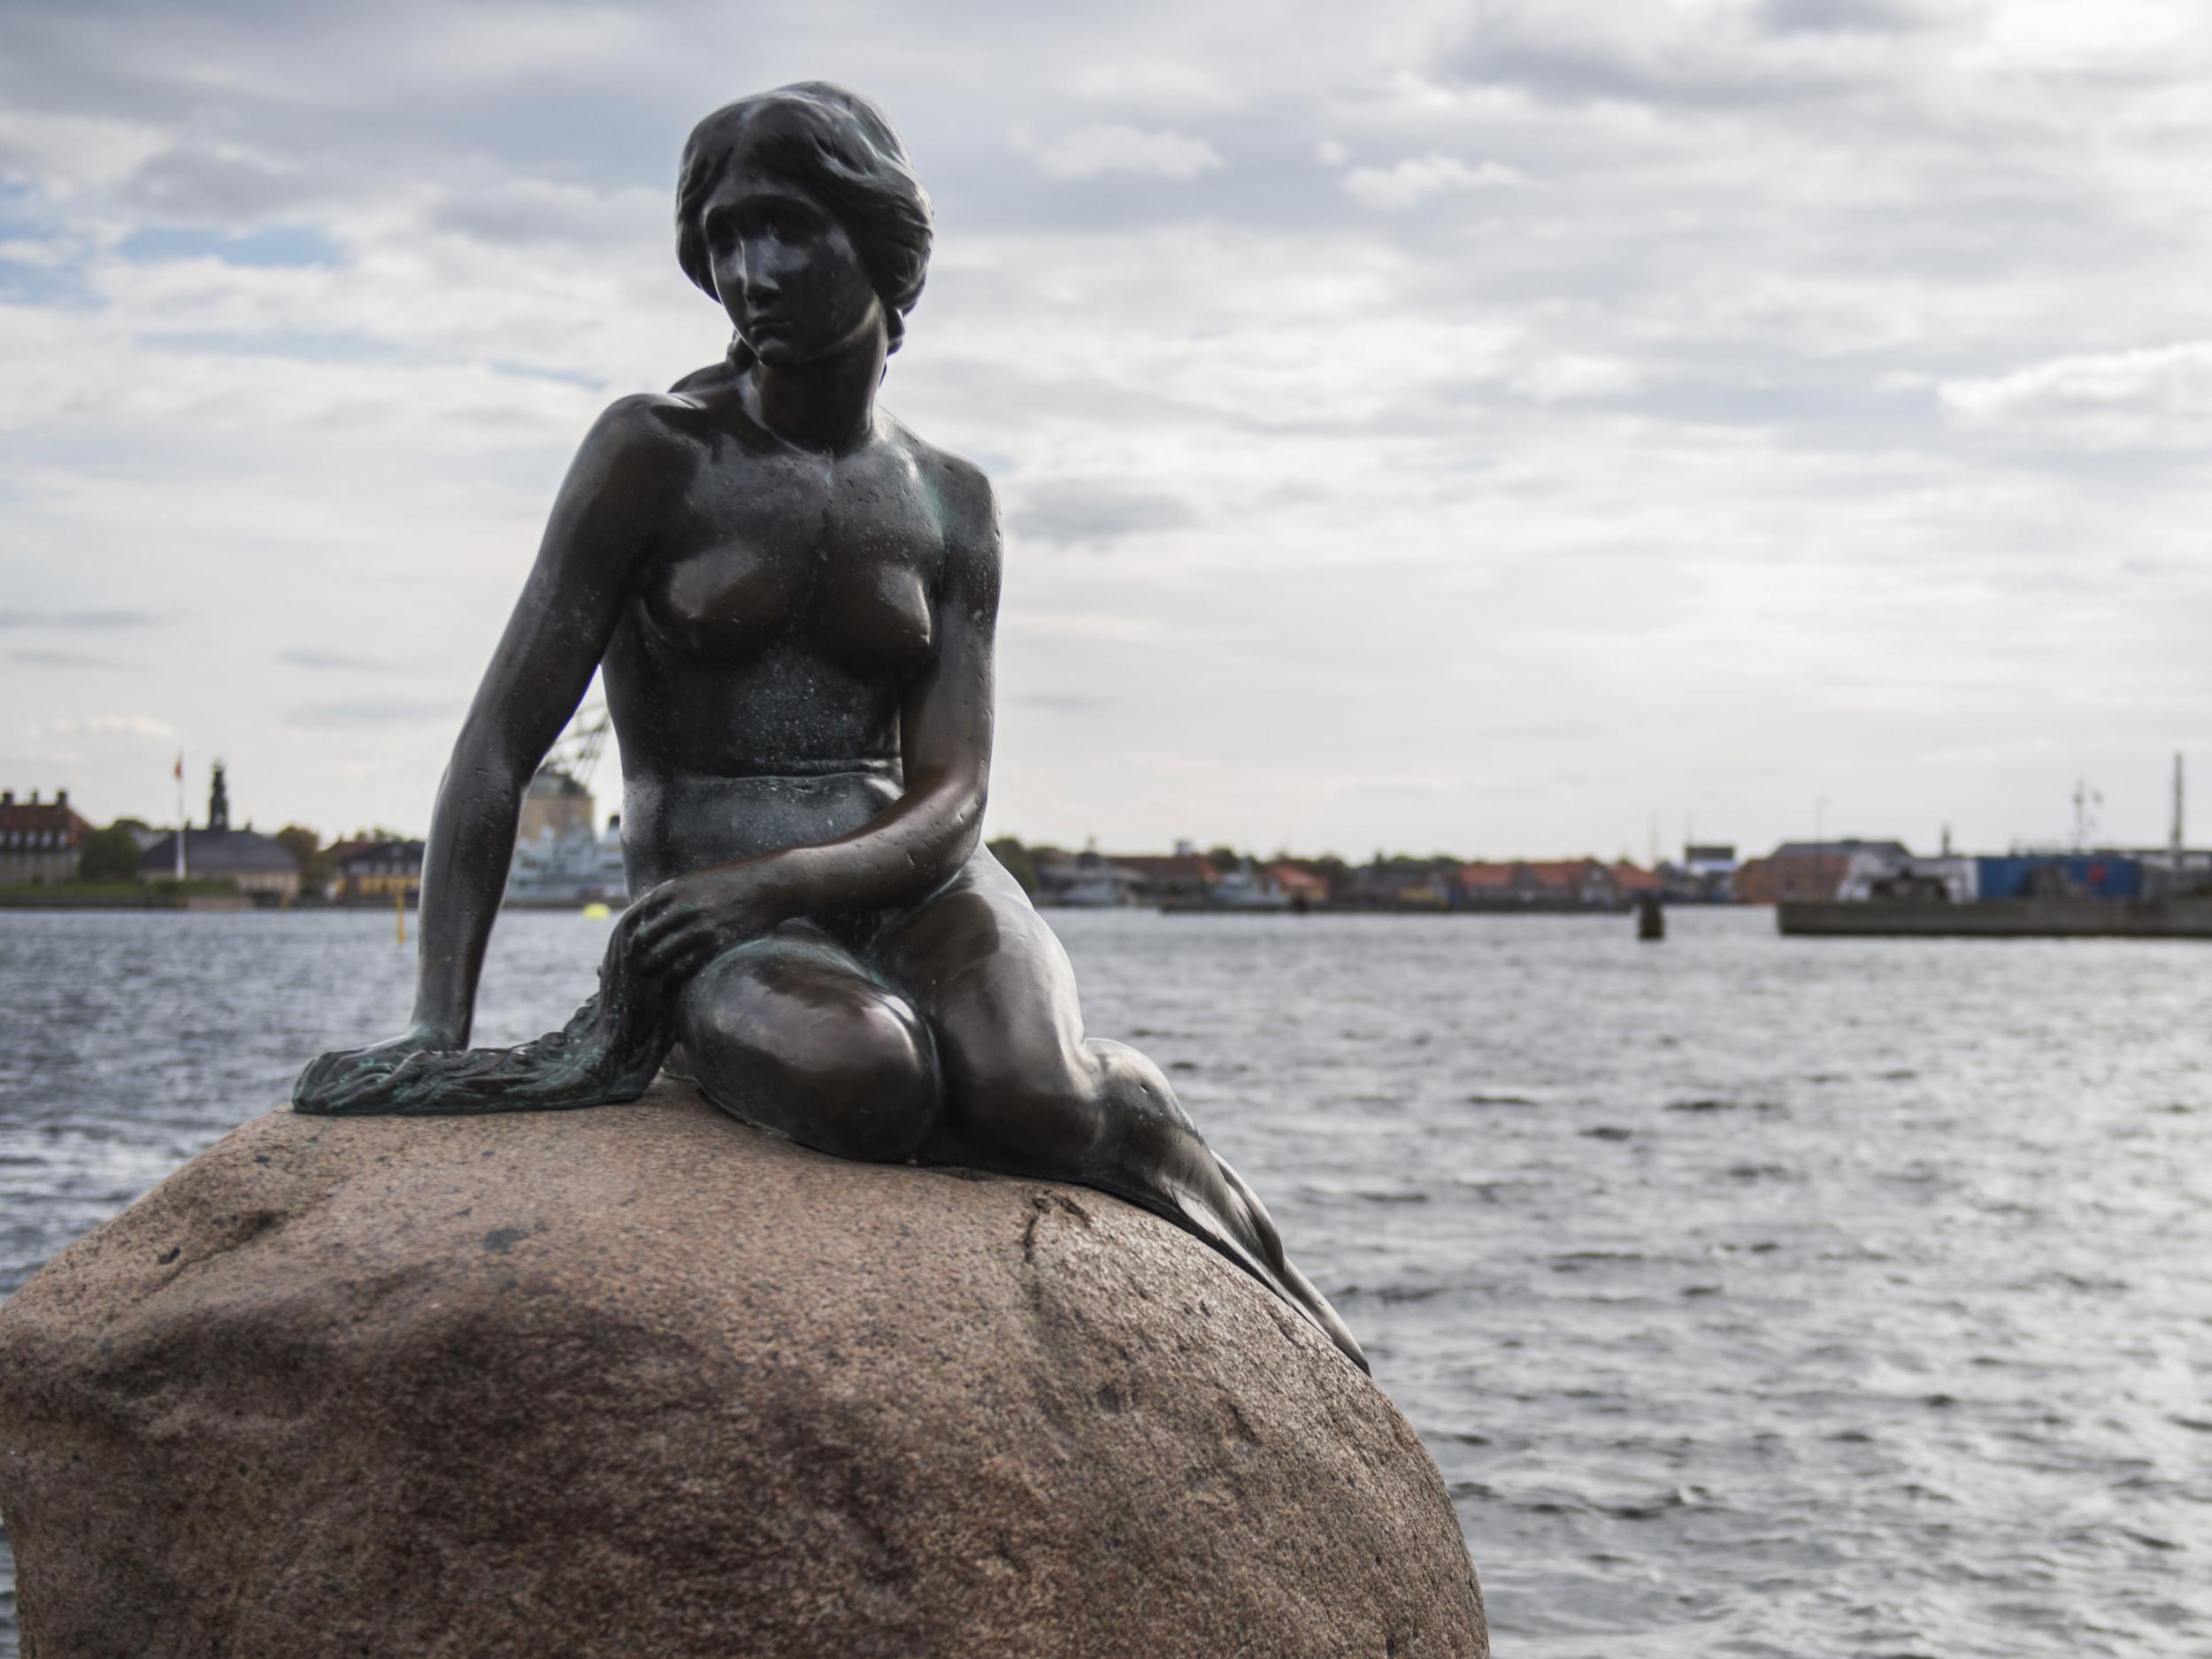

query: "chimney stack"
xmin=28 ymin=790 xmax=39 ymax=805
xmin=0 ymin=790 xmax=12 ymax=807
xmin=55 ymin=788 xmax=68 ymax=809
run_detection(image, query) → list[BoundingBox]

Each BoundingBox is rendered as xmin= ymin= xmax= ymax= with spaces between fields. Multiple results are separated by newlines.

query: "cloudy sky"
xmin=3 ymin=0 xmax=2208 ymax=861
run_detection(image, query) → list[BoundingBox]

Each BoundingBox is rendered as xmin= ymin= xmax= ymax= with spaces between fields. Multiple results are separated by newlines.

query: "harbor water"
xmin=2 ymin=906 xmax=2208 ymax=1656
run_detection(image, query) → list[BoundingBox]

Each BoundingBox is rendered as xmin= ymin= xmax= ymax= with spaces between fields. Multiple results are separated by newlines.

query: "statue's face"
xmin=701 ymin=159 xmax=884 ymax=368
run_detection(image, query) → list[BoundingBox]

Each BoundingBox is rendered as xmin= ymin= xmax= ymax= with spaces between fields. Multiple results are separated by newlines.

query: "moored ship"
xmin=1779 ymin=895 xmax=2212 ymax=939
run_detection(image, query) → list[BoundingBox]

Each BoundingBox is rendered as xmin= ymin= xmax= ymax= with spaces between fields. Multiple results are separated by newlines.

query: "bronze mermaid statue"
xmin=293 ymin=82 xmax=1364 ymax=1371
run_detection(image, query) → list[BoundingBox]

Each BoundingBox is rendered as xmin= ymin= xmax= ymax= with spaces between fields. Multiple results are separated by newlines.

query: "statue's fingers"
xmin=320 ymin=1052 xmax=412 ymax=1112
xmin=623 ymin=890 xmax=674 ymax=936
xmin=293 ymin=1050 xmax=353 ymax=1105
xmin=672 ymin=925 xmax=730 ymax=976
xmin=299 ymin=1048 xmax=351 ymax=1090
xmin=630 ymin=903 xmax=697 ymax=956
xmin=636 ymin=919 xmax=712 ymax=980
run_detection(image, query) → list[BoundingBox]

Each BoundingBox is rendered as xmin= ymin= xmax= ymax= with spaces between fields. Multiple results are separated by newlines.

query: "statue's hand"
xmin=622 ymin=866 xmax=781 ymax=981
xmin=293 ymin=1023 xmax=459 ymax=1114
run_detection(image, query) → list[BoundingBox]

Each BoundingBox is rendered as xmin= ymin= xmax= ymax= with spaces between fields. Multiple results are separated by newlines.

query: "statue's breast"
xmin=642 ymin=536 xmax=803 ymax=662
xmin=640 ymin=495 xmax=940 ymax=682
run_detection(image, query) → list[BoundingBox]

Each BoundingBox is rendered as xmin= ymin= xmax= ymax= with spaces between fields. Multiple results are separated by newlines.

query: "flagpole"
xmin=174 ymin=753 xmax=187 ymax=881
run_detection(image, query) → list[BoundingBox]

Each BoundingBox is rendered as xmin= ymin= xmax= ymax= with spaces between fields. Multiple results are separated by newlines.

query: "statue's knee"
xmin=680 ymin=950 xmax=941 ymax=1164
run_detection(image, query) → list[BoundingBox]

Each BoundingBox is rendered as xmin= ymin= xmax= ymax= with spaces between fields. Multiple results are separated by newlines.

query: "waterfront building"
xmin=1684 ymin=843 xmax=1737 ymax=881
xmin=1455 ymin=858 xmax=1647 ymax=910
xmin=1733 ymin=840 xmax=1909 ymax=904
xmin=1110 ymin=851 xmax=1219 ymax=905
xmin=337 ymin=841 xmax=426 ymax=902
xmin=0 ymin=789 xmax=93 ymax=884
xmin=1263 ymin=864 xmax=1332 ymax=908
xmin=518 ymin=765 xmax=595 ymax=845
xmin=1668 ymin=842 xmax=1740 ymax=902
xmin=1031 ymin=849 xmax=1143 ymax=908
xmin=135 ymin=764 xmax=301 ymax=901
xmin=317 ymin=839 xmax=384 ymax=897
xmin=1347 ymin=860 xmax=1458 ymax=909
xmin=1609 ymin=861 xmax=1663 ymax=896
xmin=1834 ymin=853 xmax=1978 ymax=902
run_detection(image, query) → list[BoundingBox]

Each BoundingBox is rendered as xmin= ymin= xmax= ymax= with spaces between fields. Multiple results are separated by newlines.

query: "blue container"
xmin=1974 ymin=856 xmax=2142 ymax=901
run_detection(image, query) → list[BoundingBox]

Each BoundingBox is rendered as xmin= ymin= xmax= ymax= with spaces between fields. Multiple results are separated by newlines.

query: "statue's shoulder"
xmin=889 ymin=420 xmax=999 ymax=552
xmin=576 ymin=389 xmax=724 ymax=478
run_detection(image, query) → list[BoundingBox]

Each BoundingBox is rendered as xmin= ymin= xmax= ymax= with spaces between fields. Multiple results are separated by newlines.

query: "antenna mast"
xmin=2071 ymin=777 xmax=2101 ymax=853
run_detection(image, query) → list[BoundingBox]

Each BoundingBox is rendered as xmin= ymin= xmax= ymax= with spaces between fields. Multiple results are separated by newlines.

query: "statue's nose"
xmin=739 ymin=250 xmax=784 ymax=303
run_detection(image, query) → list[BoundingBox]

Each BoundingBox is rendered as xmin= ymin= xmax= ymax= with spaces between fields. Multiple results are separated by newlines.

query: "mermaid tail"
xmin=293 ymin=947 xmax=672 ymax=1117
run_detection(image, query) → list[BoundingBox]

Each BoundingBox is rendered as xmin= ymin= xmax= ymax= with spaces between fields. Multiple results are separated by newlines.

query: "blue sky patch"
xmin=117 ymin=224 xmax=344 ymax=269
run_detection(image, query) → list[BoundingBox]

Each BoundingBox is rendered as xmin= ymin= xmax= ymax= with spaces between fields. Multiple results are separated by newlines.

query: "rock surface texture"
xmin=0 ymin=1082 xmax=1486 ymax=1659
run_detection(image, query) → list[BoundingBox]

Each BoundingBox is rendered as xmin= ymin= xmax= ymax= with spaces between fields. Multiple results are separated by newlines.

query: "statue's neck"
xmin=747 ymin=324 xmax=885 ymax=454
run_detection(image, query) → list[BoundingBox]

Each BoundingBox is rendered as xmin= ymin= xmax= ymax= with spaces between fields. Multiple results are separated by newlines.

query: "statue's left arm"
xmin=624 ymin=461 xmax=1001 ymax=978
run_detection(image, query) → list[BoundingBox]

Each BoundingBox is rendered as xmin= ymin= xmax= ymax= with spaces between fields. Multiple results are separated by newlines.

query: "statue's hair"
xmin=676 ymin=82 xmax=933 ymax=363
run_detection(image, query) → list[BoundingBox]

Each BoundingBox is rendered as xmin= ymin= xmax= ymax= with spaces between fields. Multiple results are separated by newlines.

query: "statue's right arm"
xmin=404 ymin=396 xmax=687 ymax=1048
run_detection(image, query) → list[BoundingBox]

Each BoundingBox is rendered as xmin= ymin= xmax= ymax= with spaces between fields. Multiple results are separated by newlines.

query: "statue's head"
xmin=676 ymin=83 xmax=933 ymax=370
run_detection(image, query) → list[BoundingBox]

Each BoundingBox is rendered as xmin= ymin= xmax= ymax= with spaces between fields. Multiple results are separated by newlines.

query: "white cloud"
xmin=0 ymin=107 xmax=167 ymax=195
xmin=0 ymin=238 xmax=70 ymax=267
xmin=32 ymin=714 xmax=176 ymax=741
xmin=1028 ymin=124 xmax=1225 ymax=180
xmin=1510 ymin=353 xmax=1644 ymax=401
xmin=1340 ymin=153 xmax=1525 ymax=210
xmin=1069 ymin=62 xmax=1240 ymax=111
xmin=1938 ymin=342 xmax=2212 ymax=449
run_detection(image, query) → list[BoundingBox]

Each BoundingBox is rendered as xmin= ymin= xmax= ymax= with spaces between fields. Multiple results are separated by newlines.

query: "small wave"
xmin=1462 ymin=1092 xmax=1540 ymax=1107
xmin=1550 ymin=1251 xmax=1647 ymax=1272
xmin=1376 ymin=1283 xmax=1449 ymax=1303
xmin=1581 ymin=1125 xmax=1634 ymax=1141
xmin=1725 ymin=1161 xmax=1793 ymax=1180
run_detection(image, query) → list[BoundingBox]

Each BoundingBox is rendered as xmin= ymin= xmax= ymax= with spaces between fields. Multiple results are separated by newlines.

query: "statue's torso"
xmin=602 ymin=403 xmax=960 ymax=889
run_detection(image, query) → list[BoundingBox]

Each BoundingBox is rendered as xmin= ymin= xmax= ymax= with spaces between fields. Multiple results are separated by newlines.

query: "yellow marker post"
xmin=396 ymin=887 xmax=406 ymax=945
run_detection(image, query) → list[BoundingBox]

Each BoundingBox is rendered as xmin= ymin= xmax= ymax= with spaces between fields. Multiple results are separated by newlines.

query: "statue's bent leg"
xmin=874 ymin=856 xmax=1368 ymax=1371
xmin=677 ymin=932 xmax=941 ymax=1164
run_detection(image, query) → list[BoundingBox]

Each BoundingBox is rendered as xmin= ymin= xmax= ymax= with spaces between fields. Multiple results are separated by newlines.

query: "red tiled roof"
xmin=1110 ymin=855 xmax=1218 ymax=881
xmin=1522 ymin=859 xmax=1606 ymax=885
xmin=1457 ymin=862 xmax=1520 ymax=889
xmin=0 ymin=800 xmax=92 ymax=842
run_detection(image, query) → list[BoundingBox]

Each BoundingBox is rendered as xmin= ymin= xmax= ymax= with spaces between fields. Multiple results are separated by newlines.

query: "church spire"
xmin=208 ymin=760 xmax=231 ymax=833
